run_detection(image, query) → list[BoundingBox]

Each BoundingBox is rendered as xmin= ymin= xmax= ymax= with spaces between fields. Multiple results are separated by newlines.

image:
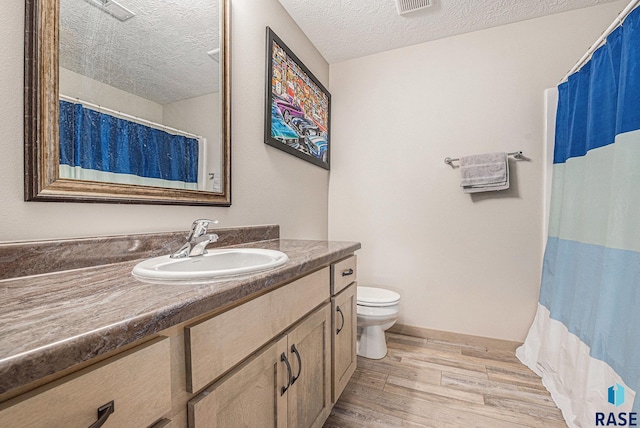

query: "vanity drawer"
xmin=0 ymin=337 xmax=171 ymax=428
xmin=186 ymin=267 xmax=330 ymax=393
xmin=331 ymin=255 xmax=357 ymax=295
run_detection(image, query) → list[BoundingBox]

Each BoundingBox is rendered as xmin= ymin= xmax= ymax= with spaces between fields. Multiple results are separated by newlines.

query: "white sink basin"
xmin=132 ymin=248 xmax=289 ymax=283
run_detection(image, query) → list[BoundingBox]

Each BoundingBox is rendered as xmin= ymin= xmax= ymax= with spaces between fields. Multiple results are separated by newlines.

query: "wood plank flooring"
xmin=324 ymin=329 xmax=566 ymax=428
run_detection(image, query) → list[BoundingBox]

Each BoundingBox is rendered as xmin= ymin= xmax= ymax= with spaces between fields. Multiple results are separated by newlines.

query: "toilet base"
xmin=357 ymin=325 xmax=389 ymax=359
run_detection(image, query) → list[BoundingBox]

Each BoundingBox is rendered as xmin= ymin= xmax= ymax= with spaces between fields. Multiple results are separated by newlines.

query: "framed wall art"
xmin=265 ymin=27 xmax=331 ymax=170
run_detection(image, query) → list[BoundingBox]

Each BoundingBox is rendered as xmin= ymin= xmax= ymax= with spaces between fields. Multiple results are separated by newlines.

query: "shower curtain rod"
xmin=560 ymin=0 xmax=640 ymax=83
xmin=59 ymin=94 xmax=203 ymax=141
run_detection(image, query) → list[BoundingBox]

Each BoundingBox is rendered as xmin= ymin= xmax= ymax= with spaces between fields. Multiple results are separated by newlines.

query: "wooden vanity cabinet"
xmin=330 ymin=255 xmax=357 ymax=402
xmin=187 ymin=304 xmax=331 ymax=428
xmin=188 ymin=336 xmax=289 ymax=428
xmin=0 ymin=337 xmax=171 ymax=428
xmin=0 ymin=254 xmax=358 ymax=428
xmin=285 ymin=304 xmax=332 ymax=428
xmin=184 ymin=268 xmax=330 ymax=394
xmin=331 ymin=283 xmax=357 ymax=402
xmin=330 ymin=255 xmax=357 ymax=295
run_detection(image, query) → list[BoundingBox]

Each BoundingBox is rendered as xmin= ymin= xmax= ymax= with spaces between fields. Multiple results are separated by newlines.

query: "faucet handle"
xmin=187 ymin=219 xmax=219 ymax=241
xmin=171 ymin=220 xmax=219 ymax=259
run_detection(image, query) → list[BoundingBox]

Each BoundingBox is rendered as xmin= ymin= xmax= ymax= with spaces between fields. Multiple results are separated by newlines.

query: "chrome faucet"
xmin=170 ymin=219 xmax=219 ymax=259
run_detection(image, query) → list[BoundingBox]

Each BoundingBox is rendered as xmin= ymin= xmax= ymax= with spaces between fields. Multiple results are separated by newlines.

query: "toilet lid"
xmin=357 ymin=286 xmax=400 ymax=307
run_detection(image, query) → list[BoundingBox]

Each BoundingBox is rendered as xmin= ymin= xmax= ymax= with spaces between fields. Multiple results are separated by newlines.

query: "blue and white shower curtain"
xmin=59 ymin=100 xmax=199 ymax=190
xmin=517 ymin=6 xmax=640 ymax=427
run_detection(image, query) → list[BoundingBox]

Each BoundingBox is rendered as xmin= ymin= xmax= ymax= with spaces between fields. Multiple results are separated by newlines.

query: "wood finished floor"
xmin=324 ymin=330 xmax=567 ymax=428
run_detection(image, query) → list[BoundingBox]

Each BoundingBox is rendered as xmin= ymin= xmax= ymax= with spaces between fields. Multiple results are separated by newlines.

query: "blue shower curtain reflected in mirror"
xmin=59 ymin=100 xmax=199 ymax=189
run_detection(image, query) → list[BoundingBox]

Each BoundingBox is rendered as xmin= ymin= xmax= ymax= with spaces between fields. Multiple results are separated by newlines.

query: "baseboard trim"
xmin=388 ymin=323 xmax=522 ymax=351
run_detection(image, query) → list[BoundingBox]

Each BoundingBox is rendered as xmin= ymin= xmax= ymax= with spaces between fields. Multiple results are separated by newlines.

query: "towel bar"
xmin=444 ymin=151 xmax=523 ymax=165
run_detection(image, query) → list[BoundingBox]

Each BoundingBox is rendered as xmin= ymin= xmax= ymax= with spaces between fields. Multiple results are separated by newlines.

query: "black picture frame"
xmin=265 ymin=27 xmax=331 ymax=170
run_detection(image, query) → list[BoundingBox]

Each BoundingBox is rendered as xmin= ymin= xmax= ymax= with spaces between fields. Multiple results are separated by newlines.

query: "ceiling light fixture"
xmin=394 ymin=0 xmax=433 ymax=15
xmin=84 ymin=0 xmax=135 ymax=21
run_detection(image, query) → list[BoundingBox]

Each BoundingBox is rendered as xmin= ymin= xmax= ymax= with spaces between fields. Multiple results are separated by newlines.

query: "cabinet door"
xmin=286 ymin=304 xmax=331 ymax=428
xmin=188 ymin=337 xmax=289 ymax=428
xmin=332 ymin=282 xmax=357 ymax=402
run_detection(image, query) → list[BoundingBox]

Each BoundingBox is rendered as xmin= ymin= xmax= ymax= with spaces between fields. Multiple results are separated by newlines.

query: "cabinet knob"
xmin=88 ymin=401 xmax=114 ymax=428
xmin=291 ymin=344 xmax=302 ymax=385
xmin=280 ymin=353 xmax=293 ymax=396
xmin=336 ymin=306 xmax=345 ymax=335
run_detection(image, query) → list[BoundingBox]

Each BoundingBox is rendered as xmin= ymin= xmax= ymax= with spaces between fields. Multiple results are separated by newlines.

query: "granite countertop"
xmin=0 ymin=238 xmax=360 ymax=398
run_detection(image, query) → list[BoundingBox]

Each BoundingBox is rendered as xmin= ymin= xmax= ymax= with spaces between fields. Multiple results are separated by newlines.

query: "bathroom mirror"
xmin=24 ymin=0 xmax=231 ymax=205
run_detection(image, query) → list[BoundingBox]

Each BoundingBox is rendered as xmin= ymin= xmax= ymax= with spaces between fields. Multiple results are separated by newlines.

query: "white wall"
xmin=0 ymin=0 xmax=329 ymax=242
xmin=163 ymin=93 xmax=221 ymax=192
xmin=59 ymin=67 xmax=164 ymax=123
xmin=328 ymin=1 xmax=627 ymax=342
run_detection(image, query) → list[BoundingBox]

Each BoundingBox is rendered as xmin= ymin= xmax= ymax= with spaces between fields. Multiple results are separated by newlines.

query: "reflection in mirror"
xmin=24 ymin=0 xmax=231 ymax=205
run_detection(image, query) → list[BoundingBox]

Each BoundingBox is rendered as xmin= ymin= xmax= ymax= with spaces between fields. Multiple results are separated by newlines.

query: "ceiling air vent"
xmin=84 ymin=0 xmax=135 ymax=21
xmin=395 ymin=0 xmax=433 ymax=15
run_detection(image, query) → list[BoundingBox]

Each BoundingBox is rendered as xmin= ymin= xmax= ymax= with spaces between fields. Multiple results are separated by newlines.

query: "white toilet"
xmin=356 ymin=286 xmax=401 ymax=359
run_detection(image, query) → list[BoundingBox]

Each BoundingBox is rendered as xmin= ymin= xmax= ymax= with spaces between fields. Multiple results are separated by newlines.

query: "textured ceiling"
xmin=277 ymin=0 xmax=622 ymax=63
xmin=60 ymin=0 xmax=220 ymax=105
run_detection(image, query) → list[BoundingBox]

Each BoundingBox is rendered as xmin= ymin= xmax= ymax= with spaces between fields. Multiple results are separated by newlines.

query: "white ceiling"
xmin=277 ymin=0 xmax=621 ymax=64
xmin=60 ymin=0 xmax=220 ymax=105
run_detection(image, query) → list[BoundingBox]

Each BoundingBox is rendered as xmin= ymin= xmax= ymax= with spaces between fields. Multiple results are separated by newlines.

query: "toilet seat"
xmin=357 ymin=304 xmax=399 ymax=317
xmin=357 ymin=286 xmax=400 ymax=307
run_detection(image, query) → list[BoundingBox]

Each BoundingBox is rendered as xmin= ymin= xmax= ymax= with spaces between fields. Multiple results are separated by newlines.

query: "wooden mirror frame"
xmin=24 ymin=0 xmax=231 ymax=206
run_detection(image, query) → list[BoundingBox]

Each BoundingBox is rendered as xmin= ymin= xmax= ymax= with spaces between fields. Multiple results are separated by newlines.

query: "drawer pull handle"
xmin=280 ymin=353 xmax=293 ymax=396
xmin=342 ymin=268 xmax=354 ymax=277
xmin=336 ymin=306 xmax=345 ymax=335
xmin=88 ymin=400 xmax=114 ymax=428
xmin=291 ymin=344 xmax=302 ymax=385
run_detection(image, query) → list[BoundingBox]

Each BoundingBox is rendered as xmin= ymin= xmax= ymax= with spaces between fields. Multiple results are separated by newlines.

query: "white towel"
xmin=459 ymin=152 xmax=509 ymax=193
